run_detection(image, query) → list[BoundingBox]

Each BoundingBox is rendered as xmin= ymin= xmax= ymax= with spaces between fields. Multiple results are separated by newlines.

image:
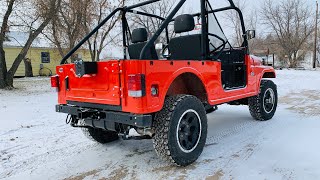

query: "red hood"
xmin=250 ymin=55 xmax=263 ymax=66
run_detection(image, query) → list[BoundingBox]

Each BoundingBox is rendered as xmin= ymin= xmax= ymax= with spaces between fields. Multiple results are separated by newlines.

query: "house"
xmin=4 ymin=31 xmax=91 ymax=77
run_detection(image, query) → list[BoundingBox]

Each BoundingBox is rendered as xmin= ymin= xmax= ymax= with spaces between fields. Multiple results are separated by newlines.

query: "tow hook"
xmin=65 ymin=114 xmax=74 ymax=125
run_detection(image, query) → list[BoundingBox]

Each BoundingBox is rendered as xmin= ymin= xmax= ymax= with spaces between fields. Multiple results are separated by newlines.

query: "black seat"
xmin=128 ymin=28 xmax=158 ymax=60
xmin=169 ymin=14 xmax=202 ymax=60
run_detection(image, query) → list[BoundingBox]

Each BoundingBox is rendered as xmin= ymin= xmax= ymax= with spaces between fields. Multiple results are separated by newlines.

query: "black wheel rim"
xmin=263 ymin=88 xmax=275 ymax=113
xmin=176 ymin=110 xmax=202 ymax=153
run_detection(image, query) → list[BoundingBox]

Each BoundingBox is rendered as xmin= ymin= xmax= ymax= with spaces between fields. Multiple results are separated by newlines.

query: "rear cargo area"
xmin=57 ymin=60 xmax=121 ymax=106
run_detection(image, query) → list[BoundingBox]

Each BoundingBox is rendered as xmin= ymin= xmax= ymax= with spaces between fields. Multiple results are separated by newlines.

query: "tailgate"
xmin=62 ymin=61 xmax=121 ymax=106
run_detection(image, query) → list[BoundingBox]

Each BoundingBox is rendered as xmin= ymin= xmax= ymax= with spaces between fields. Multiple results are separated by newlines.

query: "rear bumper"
xmin=56 ymin=104 xmax=153 ymax=129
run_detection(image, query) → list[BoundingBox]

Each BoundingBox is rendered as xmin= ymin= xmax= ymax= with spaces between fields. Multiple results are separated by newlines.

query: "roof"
xmin=3 ymin=31 xmax=52 ymax=48
xmin=252 ymin=49 xmax=270 ymax=56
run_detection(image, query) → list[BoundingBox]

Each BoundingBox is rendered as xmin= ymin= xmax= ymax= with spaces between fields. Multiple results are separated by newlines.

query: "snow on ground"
xmin=0 ymin=69 xmax=320 ymax=180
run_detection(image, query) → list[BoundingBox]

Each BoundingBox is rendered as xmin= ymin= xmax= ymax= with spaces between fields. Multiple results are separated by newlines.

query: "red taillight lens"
xmin=51 ymin=75 xmax=59 ymax=88
xmin=128 ymin=74 xmax=142 ymax=91
xmin=128 ymin=74 xmax=145 ymax=97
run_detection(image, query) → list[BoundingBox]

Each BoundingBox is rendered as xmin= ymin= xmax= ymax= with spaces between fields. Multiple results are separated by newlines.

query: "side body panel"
xmin=120 ymin=60 xmax=220 ymax=114
xmin=56 ymin=55 xmax=275 ymax=114
xmin=119 ymin=55 xmax=275 ymax=114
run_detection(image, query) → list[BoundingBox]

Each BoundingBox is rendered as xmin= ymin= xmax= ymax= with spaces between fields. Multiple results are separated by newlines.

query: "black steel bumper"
xmin=56 ymin=105 xmax=153 ymax=129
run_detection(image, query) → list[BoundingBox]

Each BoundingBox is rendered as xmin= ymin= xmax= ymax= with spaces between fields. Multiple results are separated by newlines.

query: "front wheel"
xmin=248 ymin=80 xmax=278 ymax=121
xmin=153 ymin=95 xmax=208 ymax=166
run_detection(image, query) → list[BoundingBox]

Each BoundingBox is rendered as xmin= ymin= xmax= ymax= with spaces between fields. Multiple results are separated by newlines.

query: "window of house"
xmin=41 ymin=52 xmax=50 ymax=63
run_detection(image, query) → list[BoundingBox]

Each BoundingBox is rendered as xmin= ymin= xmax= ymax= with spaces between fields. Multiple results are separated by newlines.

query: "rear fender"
xmin=161 ymin=68 xmax=209 ymax=106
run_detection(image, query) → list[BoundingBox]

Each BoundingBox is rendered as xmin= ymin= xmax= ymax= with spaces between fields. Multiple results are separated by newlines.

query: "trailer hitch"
xmin=65 ymin=115 xmax=90 ymax=128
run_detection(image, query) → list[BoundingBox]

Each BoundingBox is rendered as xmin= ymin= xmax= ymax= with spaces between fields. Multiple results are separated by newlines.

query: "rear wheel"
xmin=82 ymin=127 xmax=119 ymax=144
xmin=248 ymin=80 xmax=278 ymax=121
xmin=153 ymin=95 xmax=208 ymax=166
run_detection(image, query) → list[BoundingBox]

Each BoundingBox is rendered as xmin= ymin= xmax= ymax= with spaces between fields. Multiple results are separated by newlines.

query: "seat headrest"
xmin=174 ymin=14 xmax=195 ymax=33
xmin=132 ymin=28 xmax=148 ymax=43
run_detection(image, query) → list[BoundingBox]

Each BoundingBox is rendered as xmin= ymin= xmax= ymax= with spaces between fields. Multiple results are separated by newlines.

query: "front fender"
xmin=253 ymin=65 xmax=276 ymax=89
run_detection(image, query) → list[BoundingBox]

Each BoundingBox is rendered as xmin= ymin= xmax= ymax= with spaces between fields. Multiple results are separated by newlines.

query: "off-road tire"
xmin=153 ymin=95 xmax=208 ymax=166
xmin=248 ymin=80 xmax=278 ymax=121
xmin=82 ymin=127 xmax=119 ymax=144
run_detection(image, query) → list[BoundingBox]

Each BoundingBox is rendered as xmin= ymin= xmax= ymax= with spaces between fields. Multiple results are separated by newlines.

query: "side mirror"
xmin=246 ymin=30 xmax=256 ymax=40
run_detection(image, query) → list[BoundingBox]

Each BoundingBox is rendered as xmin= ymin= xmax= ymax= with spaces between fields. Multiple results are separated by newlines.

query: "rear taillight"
xmin=128 ymin=74 xmax=145 ymax=97
xmin=51 ymin=75 xmax=59 ymax=90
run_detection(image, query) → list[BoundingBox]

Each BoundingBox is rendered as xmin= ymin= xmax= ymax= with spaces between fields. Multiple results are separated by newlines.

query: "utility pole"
xmin=313 ymin=0 xmax=319 ymax=68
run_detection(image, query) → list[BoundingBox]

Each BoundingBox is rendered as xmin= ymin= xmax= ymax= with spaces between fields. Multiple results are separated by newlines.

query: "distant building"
xmin=252 ymin=49 xmax=319 ymax=69
xmin=4 ymin=31 xmax=91 ymax=77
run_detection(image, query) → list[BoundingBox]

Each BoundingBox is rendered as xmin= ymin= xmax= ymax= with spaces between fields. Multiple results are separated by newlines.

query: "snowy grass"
xmin=0 ymin=69 xmax=320 ymax=180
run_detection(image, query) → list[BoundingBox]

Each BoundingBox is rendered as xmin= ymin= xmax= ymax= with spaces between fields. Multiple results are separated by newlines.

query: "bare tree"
xmin=316 ymin=23 xmax=320 ymax=66
xmin=131 ymin=0 xmax=176 ymax=43
xmin=246 ymin=10 xmax=260 ymax=52
xmin=223 ymin=0 xmax=247 ymax=47
xmin=262 ymin=0 xmax=314 ymax=68
xmin=45 ymin=0 xmax=91 ymax=61
xmin=0 ymin=0 xmax=13 ymax=89
xmin=222 ymin=0 xmax=259 ymax=49
xmin=83 ymin=0 xmax=126 ymax=61
xmin=45 ymin=0 xmax=125 ymax=62
xmin=0 ymin=0 xmax=61 ymax=89
xmin=23 ymin=58 xmax=33 ymax=77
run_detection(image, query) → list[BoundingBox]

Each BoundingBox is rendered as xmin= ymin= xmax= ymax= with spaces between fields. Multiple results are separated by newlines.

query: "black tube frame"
xmin=60 ymin=0 xmax=161 ymax=64
xmin=60 ymin=0 xmax=248 ymax=64
xmin=139 ymin=0 xmax=187 ymax=59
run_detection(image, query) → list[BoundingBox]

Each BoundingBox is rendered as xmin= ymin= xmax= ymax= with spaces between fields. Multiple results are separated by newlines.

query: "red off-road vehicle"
xmin=52 ymin=0 xmax=277 ymax=166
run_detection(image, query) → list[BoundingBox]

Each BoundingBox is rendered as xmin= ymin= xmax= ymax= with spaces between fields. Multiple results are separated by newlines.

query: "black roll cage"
xmin=60 ymin=0 xmax=248 ymax=64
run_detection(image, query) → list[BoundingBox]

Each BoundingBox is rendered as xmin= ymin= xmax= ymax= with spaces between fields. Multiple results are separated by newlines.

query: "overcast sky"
xmin=184 ymin=0 xmax=316 ymax=36
xmin=244 ymin=0 xmax=313 ymax=9
xmin=188 ymin=0 xmax=315 ymax=9
xmin=1 ymin=0 xmax=317 ymax=58
xmin=105 ymin=0 xmax=317 ymax=58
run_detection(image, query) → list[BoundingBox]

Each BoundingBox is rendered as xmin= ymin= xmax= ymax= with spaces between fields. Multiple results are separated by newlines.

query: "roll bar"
xmin=60 ymin=0 xmax=161 ymax=64
xmin=139 ymin=0 xmax=247 ymax=59
xmin=60 ymin=0 xmax=247 ymax=64
xmin=140 ymin=0 xmax=187 ymax=59
xmin=126 ymin=0 xmax=161 ymax=10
